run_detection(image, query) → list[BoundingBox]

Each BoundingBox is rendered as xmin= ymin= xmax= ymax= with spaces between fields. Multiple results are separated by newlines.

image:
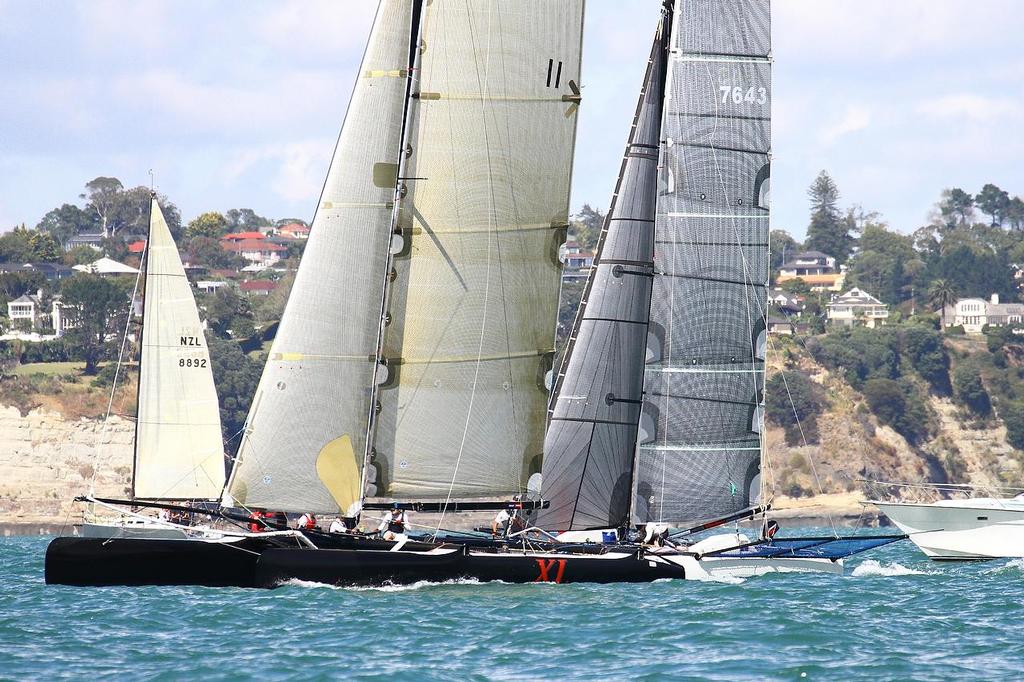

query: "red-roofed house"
xmin=222 ymin=231 xmax=267 ymax=242
xmin=278 ymin=223 xmax=310 ymax=239
xmin=127 ymin=239 xmax=147 ymax=254
xmin=222 ymin=238 xmax=287 ymax=267
xmin=240 ymin=280 xmax=278 ymax=296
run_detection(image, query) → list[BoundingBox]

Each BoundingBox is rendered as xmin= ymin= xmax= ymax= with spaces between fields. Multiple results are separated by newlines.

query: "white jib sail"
xmin=133 ymin=198 xmax=225 ymax=500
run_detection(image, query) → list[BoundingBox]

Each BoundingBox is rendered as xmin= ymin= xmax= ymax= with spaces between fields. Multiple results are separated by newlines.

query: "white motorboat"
xmin=874 ymin=496 xmax=1024 ymax=561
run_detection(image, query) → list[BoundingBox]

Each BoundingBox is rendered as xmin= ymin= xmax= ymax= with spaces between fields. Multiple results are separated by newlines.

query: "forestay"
xmin=538 ymin=19 xmax=669 ymax=531
xmin=134 ymin=199 xmax=225 ymax=500
xmin=225 ymin=0 xmax=414 ymax=514
xmin=369 ymin=1 xmax=585 ymax=500
xmin=633 ymin=0 xmax=771 ymax=525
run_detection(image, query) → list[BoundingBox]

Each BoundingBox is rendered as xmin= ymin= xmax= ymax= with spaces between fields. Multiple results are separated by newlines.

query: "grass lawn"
xmin=12 ymin=361 xmax=109 ymax=377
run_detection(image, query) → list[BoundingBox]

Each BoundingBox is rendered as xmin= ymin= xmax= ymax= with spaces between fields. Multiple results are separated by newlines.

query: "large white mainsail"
xmin=133 ymin=198 xmax=225 ymax=500
xmin=367 ymin=1 xmax=585 ymax=500
xmin=224 ymin=0 xmax=415 ymax=514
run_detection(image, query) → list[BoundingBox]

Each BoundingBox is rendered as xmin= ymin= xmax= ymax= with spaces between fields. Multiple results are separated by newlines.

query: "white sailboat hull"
xmin=874 ymin=500 xmax=1024 ymax=560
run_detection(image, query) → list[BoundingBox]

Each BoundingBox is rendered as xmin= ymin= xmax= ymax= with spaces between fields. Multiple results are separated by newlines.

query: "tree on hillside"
xmin=1003 ymin=402 xmax=1024 ymax=451
xmin=36 ymin=203 xmax=100 ymax=246
xmin=573 ymin=204 xmax=605 ymax=251
xmin=0 ymin=226 xmax=35 ymax=262
xmin=1006 ymin=197 xmax=1024 ymax=231
xmin=186 ymin=212 xmax=229 ymax=240
xmin=81 ymin=176 xmax=124 ymax=238
xmin=770 ymin=229 xmax=799 ymax=272
xmin=901 ymin=324 xmax=950 ymax=394
xmin=927 ymin=279 xmax=958 ymax=328
xmin=63 ymin=245 xmax=101 ymax=266
xmin=846 ymin=221 xmax=917 ymax=304
xmin=81 ymin=177 xmax=182 ymax=240
xmin=936 ymin=188 xmax=975 ymax=229
xmin=206 ymin=334 xmax=263 ymax=456
xmin=862 ymin=377 xmax=930 ymax=444
xmin=804 ymin=171 xmax=853 ymax=264
xmin=28 ymin=232 xmax=61 ymax=262
xmin=60 ymin=274 xmax=131 ymax=374
xmin=187 ymin=236 xmax=244 ymax=270
xmin=952 ymin=365 xmax=990 ymax=417
xmin=976 ymin=183 xmax=1011 ymax=227
xmin=765 ymin=371 xmax=827 ymax=445
xmin=226 ymin=208 xmax=271 ymax=230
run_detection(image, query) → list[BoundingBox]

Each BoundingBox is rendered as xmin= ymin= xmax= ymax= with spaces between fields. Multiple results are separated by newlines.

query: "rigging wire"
xmin=89 ymin=239 xmax=147 ymax=498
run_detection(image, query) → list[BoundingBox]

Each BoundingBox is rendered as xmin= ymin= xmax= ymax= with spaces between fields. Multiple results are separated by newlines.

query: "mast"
xmin=632 ymin=0 xmax=772 ymax=526
xmin=365 ymin=0 xmax=586 ymax=503
xmin=359 ymin=0 xmax=426 ymax=503
xmin=537 ymin=8 xmax=671 ymax=531
xmin=224 ymin=0 xmax=417 ymax=514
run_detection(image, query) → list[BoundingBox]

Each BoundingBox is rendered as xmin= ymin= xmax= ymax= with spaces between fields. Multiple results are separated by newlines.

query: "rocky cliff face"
xmin=765 ymin=343 xmax=1024 ymax=504
xmin=0 ymin=406 xmax=132 ymax=530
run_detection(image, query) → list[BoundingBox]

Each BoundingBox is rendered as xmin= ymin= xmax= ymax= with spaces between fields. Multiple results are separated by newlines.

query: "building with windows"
xmin=941 ymin=294 xmax=1024 ymax=334
xmin=826 ymin=288 xmax=889 ymax=328
xmin=776 ymin=251 xmax=845 ymax=292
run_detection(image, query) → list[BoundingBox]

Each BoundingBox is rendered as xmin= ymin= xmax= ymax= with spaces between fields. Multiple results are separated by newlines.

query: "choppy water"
xmin=3 ymin=532 xmax=1023 ymax=680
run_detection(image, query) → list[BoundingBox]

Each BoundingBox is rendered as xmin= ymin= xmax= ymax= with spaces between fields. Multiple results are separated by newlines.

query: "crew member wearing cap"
xmin=378 ymin=503 xmax=408 ymax=541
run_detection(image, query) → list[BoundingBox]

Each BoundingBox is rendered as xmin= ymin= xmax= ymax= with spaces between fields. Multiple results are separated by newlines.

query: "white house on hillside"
xmin=941 ymin=294 xmax=1024 ymax=334
xmin=826 ymin=287 xmax=889 ymax=328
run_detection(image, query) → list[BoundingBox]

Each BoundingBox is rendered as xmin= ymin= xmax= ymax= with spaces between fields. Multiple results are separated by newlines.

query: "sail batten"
xmin=367 ymin=1 xmax=585 ymax=501
xmin=224 ymin=0 xmax=415 ymax=514
xmin=132 ymin=199 xmax=224 ymax=501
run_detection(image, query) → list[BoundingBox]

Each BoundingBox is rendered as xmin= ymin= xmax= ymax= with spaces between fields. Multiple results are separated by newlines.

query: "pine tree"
xmin=804 ymin=171 xmax=852 ymax=264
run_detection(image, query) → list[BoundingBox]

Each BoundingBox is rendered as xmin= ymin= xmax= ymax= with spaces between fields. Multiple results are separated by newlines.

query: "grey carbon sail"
xmin=367 ymin=1 xmax=585 ymax=501
xmin=537 ymin=19 xmax=669 ymax=531
xmin=224 ymin=0 xmax=413 ymax=514
xmin=632 ymin=0 xmax=771 ymax=526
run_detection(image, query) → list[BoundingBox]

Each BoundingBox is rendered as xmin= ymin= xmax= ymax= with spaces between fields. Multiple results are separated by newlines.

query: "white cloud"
xmin=223 ymin=139 xmax=332 ymax=204
xmin=916 ymin=93 xmax=1017 ymax=123
xmin=74 ymin=0 xmax=175 ymax=54
xmin=818 ymin=106 xmax=872 ymax=146
xmin=775 ymin=0 xmax=1024 ymax=62
xmin=251 ymin=0 xmax=376 ymax=58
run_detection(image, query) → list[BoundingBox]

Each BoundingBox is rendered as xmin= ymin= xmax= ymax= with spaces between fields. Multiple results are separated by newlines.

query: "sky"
xmin=0 ymin=0 xmax=1022 ymax=240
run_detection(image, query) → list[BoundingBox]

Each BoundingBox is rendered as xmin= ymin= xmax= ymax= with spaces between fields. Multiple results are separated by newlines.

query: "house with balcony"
xmin=940 ymin=294 xmax=1024 ymax=335
xmin=5 ymin=291 xmax=75 ymax=337
xmin=776 ymin=250 xmax=846 ymax=292
xmin=826 ymin=287 xmax=889 ymax=328
xmin=560 ymin=237 xmax=595 ymax=281
xmin=220 ymin=233 xmax=288 ymax=268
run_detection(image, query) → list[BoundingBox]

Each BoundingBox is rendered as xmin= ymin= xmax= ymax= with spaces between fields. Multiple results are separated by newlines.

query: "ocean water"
xmin=2 ymin=532 xmax=1022 ymax=681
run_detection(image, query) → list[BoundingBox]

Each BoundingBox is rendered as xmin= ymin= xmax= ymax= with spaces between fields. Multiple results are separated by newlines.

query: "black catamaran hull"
xmin=44 ymin=536 xmax=271 ymax=588
xmin=253 ymin=547 xmax=689 ymax=588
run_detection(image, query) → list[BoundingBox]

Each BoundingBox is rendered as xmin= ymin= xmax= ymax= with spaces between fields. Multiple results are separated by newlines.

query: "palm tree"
xmin=928 ymin=279 xmax=958 ymax=329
